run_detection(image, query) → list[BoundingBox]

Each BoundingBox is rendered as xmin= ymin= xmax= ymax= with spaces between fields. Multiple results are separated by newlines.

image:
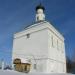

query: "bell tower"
xmin=36 ymin=4 xmax=45 ymax=21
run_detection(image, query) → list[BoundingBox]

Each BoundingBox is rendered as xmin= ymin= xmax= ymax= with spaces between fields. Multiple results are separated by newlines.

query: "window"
xmin=34 ymin=64 xmax=36 ymax=69
xmin=57 ymin=40 xmax=59 ymax=50
xmin=51 ymin=36 xmax=54 ymax=47
xmin=26 ymin=34 xmax=30 ymax=38
xmin=37 ymin=16 xmax=39 ymax=21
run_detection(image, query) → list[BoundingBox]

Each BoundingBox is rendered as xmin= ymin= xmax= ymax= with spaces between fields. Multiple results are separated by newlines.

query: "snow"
xmin=20 ymin=58 xmax=30 ymax=63
xmin=0 ymin=70 xmax=74 ymax=75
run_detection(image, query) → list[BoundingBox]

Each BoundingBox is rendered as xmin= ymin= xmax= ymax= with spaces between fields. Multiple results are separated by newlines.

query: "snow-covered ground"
xmin=0 ymin=70 xmax=73 ymax=75
xmin=0 ymin=70 xmax=22 ymax=75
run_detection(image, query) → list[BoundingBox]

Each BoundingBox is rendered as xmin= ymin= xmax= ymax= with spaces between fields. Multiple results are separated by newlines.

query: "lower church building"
xmin=12 ymin=4 xmax=66 ymax=73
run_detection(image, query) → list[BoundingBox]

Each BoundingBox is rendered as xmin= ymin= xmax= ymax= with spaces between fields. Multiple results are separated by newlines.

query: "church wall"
xmin=12 ymin=28 xmax=48 ymax=72
xmin=46 ymin=59 xmax=66 ymax=73
xmin=12 ymin=21 xmax=66 ymax=73
xmin=47 ymin=28 xmax=66 ymax=73
xmin=12 ymin=28 xmax=48 ymax=58
xmin=48 ymin=29 xmax=65 ymax=61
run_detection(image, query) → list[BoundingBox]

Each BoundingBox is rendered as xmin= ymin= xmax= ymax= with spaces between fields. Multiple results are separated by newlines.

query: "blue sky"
xmin=0 ymin=0 xmax=75 ymax=64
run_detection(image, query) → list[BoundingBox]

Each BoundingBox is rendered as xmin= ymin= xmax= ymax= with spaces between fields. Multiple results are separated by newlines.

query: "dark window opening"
xmin=26 ymin=34 xmax=30 ymax=38
xmin=34 ymin=64 xmax=37 ymax=69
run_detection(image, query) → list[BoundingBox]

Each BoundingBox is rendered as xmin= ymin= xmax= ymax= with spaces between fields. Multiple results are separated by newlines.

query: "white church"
xmin=12 ymin=4 xmax=66 ymax=73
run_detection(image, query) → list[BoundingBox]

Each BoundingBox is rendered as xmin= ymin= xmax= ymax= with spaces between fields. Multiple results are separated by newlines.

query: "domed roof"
xmin=36 ymin=3 xmax=45 ymax=11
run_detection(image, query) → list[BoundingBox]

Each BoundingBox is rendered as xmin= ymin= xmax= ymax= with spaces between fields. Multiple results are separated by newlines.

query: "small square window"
xmin=34 ymin=64 xmax=37 ymax=69
xmin=26 ymin=34 xmax=30 ymax=38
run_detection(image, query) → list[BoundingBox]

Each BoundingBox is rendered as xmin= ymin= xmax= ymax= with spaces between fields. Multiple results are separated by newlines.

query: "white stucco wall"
xmin=12 ymin=23 xmax=49 ymax=72
xmin=12 ymin=28 xmax=48 ymax=58
xmin=12 ymin=21 xmax=66 ymax=73
xmin=47 ymin=25 xmax=66 ymax=73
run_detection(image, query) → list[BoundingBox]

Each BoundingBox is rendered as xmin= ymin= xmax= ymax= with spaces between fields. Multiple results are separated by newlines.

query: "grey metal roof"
xmin=15 ymin=20 xmax=47 ymax=34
